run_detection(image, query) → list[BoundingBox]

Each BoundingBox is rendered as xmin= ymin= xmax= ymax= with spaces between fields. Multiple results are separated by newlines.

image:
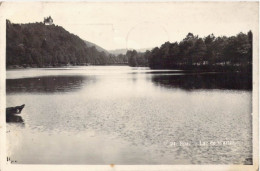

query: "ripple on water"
xmin=6 ymin=68 xmax=252 ymax=164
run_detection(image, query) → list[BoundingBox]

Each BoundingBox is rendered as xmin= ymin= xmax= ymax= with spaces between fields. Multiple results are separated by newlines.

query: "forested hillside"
xmin=125 ymin=32 xmax=252 ymax=72
xmin=6 ymin=19 xmax=252 ymax=72
xmin=84 ymin=40 xmax=109 ymax=55
xmin=6 ymin=20 xmax=127 ymax=68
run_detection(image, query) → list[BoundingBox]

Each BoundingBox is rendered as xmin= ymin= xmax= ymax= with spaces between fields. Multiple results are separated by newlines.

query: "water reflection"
xmin=6 ymin=67 xmax=252 ymax=164
xmin=6 ymin=76 xmax=91 ymax=93
xmin=151 ymin=72 xmax=252 ymax=90
xmin=6 ymin=115 xmax=24 ymax=124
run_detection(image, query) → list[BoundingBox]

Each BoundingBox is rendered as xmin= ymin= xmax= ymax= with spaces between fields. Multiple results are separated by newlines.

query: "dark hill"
xmin=6 ymin=20 xmax=125 ymax=68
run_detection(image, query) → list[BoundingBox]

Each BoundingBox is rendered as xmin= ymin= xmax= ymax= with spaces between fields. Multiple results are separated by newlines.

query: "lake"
xmin=6 ymin=66 xmax=252 ymax=164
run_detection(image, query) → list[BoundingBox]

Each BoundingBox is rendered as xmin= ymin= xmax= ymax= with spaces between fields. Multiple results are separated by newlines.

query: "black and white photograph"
xmin=0 ymin=1 xmax=259 ymax=171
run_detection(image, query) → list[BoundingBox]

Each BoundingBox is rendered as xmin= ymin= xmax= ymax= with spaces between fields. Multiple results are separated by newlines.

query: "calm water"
xmin=6 ymin=66 xmax=252 ymax=164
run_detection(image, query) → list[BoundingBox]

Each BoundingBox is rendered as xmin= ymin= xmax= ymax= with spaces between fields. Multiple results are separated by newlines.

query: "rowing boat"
xmin=6 ymin=104 xmax=25 ymax=115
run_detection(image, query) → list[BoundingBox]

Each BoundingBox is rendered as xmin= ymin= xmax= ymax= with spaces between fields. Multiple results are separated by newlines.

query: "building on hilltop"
xmin=44 ymin=16 xmax=53 ymax=25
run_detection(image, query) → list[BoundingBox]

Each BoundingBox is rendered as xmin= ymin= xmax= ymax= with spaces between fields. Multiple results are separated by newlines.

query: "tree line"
xmin=6 ymin=19 xmax=252 ymax=72
xmin=6 ymin=20 xmax=127 ymax=68
xmin=125 ymin=31 xmax=252 ymax=72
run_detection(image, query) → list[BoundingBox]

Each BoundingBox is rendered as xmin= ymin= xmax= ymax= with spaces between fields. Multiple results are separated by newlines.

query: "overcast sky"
xmin=2 ymin=2 xmax=259 ymax=50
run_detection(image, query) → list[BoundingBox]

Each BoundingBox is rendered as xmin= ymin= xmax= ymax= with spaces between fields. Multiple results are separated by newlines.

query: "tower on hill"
xmin=44 ymin=16 xmax=53 ymax=25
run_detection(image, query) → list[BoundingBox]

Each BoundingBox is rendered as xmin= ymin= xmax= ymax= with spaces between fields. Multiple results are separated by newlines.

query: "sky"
xmin=2 ymin=2 xmax=259 ymax=50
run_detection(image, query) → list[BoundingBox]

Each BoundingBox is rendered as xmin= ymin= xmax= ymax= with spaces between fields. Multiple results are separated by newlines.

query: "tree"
xmin=126 ymin=50 xmax=138 ymax=67
xmin=191 ymin=38 xmax=206 ymax=65
xmin=204 ymin=34 xmax=215 ymax=65
xmin=247 ymin=31 xmax=253 ymax=64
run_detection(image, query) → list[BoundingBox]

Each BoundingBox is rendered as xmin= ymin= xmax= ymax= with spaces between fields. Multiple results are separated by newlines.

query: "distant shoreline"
xmin=6 ymin=64 xmax=252 ymax=74
xmin=6 ymin=64 xmax=129 ymax=69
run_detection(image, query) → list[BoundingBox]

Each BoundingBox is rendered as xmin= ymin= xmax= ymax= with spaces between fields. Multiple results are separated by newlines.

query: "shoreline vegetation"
xmin=6 ymin=19 xmax=252 ymax=73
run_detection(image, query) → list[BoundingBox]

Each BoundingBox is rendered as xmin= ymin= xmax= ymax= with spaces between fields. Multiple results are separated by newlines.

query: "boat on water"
xmin=6 ymin=104 xmax=25 ymax=115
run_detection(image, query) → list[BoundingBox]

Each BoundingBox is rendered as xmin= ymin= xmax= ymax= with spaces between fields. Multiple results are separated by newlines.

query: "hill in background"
xmin=109 ymin=47 xmax=152 ymax=55
xmin=84 ymin=40 xmax=109 ymax=55
xmin=6 ymin=20 xmax=127 ymax=68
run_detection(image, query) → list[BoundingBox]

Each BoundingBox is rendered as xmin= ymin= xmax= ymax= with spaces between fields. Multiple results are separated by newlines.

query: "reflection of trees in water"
xmin=7 ymin=76 xmax=94 ymax=93
xmin=151 ymin=73 xmax=252 ymax=90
